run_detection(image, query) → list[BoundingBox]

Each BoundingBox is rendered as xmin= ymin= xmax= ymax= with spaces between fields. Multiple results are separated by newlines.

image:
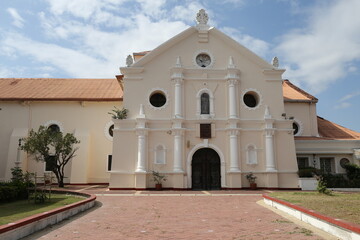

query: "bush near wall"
xmin=0 ymin=167 xmax=33 ymax=202
xmin=297 ymin=167 xmax=321 ymax=178
xmin=321 ymin=173 xmax=360 ymax=188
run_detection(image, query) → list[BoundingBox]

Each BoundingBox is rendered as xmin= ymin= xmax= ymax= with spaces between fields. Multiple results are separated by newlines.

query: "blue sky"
xmin=0 ymin=0 xmax=359 ymax=132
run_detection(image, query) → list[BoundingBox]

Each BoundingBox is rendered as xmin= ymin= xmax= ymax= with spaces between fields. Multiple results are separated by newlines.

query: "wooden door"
xmin=192 ymin=148 xmax=221 ymax=190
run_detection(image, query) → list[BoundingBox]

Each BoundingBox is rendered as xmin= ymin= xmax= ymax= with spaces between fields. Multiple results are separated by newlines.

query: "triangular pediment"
xmin=129 ymin=26 xmax=273 ymax=70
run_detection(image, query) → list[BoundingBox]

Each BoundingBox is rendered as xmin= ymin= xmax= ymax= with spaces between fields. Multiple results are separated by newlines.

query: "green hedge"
xmin=321 ymin=173 xmax=360 ymax=188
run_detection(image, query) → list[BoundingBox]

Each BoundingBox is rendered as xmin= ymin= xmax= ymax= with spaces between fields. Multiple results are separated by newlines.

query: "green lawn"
xmin=269 ymin=192 xmax=360 ymax=225
xmin=0 ymin=194 xmax=85 ymax=225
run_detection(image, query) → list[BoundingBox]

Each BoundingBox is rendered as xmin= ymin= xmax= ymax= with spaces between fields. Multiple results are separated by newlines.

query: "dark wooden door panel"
xmin=192 ymin=148 xmax=220 ymax=190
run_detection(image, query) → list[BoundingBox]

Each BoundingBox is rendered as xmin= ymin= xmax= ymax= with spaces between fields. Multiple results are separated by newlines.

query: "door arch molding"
xmin=186 ymin=143 xmax=226 ymax=188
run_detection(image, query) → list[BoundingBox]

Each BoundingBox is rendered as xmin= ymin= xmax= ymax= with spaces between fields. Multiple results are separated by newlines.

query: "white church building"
xmin=1 ymin=10 xmax=359 ymax=190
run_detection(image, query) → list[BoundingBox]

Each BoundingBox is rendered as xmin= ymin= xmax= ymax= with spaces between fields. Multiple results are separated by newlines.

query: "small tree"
xmin=21 ymin=126 xmax=80 ymax=187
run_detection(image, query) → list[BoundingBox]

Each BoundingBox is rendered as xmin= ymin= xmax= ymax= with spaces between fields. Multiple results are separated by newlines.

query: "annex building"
xmin=1 ymin=10 xmax=359 ymax=190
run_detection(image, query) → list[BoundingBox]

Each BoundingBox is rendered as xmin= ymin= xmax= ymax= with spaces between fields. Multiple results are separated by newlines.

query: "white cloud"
xmin=7 ymin=8 xmax=25 ymax=28
xmin=334 ymin=90 xmax=360 ymax=109
xmin=276 ymin=0 xmax=360 ymax=93
xmin=339 ymin=91 xmax=360 ymax=102
xmin=334 ymin=102 xmax=351 ymax=109
xmin=221 ymin=27 xmax=270 ymax=58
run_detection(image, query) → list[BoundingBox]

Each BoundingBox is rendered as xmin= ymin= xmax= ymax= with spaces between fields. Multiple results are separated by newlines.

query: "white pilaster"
xmin=229 ymin=129 xmax=240 ymax=172
xmin=264 ymin=106 xmax=277 ymax=172
xmin=172 ymin=57 xmax=184 ymax=118
xmin=226 ymin=56 xmax=240 ymax=119
xmin=135 ymin=130 xmax=147 ymax=173
xmin=228 ymin=79 xmax=238 ymax=119
xmin=173 ymin=129 xmax=184 ymax=172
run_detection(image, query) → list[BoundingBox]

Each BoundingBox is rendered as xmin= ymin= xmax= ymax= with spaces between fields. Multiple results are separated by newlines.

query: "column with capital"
xmin=229 ymin=129 xmax=240 ymax=172
xmin=228 ymin=79 xmax=238 ymax=119
xmin=172 ymin=57 xmax=184 ymax=118
xmin=264 ymin=106 xmax=276 ymax=172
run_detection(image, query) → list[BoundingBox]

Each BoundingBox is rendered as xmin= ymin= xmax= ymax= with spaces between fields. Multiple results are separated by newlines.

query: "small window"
xmin=297 ymin=157 xmax=309 ymax=169
xmin=340 ymin=158 xmax=350 ymax=168
xmin=48 ymin=124 xmax=60 ymax=133
xmin=293 ymin=122 xmax=299 ymax=135
xmin=243 ymin=92 xmax=258 ymax=108
xmin=200 ymin=124 xmax=211 ymax=139
xmin=107 ymin=155 xmax=112 ymax=171
xmin=155 ymin=145 xmax=166 ymax=164
xmin=108 ymin=124 xmax=114 ymax=137
xmin=45 ymin=156 xmax=56 ymax=172
xmin=201 ymin=93 xmax=210 ymax=114
xmin=149 ymin=91 xmax=166 ymax=108
xmin=320 ymin=157 xmax=334 ymax=173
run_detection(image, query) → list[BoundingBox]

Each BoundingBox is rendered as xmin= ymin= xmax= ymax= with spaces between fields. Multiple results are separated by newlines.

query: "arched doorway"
xmin=192 ymin=148 xmax=221 ymax=190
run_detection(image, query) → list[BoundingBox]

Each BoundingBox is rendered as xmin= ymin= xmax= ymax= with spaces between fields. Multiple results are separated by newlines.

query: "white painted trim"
xmin=186 ymin=143 xmax=226 ymax=188
xmin=293 ymin=118 xmax=303 ymax=136
xmin=104 ymin=121 xmax=114 ymax=141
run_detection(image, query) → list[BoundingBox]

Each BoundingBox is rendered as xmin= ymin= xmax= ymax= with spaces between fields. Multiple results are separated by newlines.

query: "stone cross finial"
xmin=126 ymin=55 xmax=133 ymax=67
xmin=272 ymin=56 xmax=279 ymax=68
xmin=196 ymin=9 xmax=209 ymax=25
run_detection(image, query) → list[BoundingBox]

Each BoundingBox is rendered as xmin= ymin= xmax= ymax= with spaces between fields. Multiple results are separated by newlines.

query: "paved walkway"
xmin=22 ymin=186 xmax=335 ymax=240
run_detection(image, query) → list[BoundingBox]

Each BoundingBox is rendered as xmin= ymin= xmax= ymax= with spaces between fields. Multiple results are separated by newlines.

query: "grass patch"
xmin=269 ymin=192 xmax=360 ymax=225
xmin=0 ymin=193 xmax=84 ymax=225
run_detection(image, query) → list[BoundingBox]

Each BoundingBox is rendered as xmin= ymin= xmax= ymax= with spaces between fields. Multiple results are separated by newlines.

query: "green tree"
xmin=21 ymin=126 xmax=80 ymax=187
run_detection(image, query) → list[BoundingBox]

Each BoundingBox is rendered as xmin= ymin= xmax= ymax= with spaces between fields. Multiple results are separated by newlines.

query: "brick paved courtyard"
xmin=22 ymin=186 xmax=333 ymax=240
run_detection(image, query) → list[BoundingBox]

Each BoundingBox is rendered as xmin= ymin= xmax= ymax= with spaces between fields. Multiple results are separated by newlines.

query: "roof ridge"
xmin=283 ymin=79 xmax=318 ymax=102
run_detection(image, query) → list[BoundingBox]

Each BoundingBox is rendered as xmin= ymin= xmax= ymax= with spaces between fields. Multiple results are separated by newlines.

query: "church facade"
xmin=1 ymin=10 xmax=359 ymax=189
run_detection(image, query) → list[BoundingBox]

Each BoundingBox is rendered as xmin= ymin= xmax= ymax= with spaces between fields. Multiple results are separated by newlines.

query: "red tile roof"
xmin=0 ymin=78 xmax=123 ymax=101
xmin=317 ymin=116 xmax=360 ymax=140
xmin=283 ymin=80 xmax=318 ymax=103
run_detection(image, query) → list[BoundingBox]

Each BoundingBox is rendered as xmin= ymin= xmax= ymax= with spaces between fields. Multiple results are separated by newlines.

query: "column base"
xmin=135 ymin=172 xmax=147 ymax=189
xmin=265 ymin=172 xmax=278 ymax=188
xmin=227 ymin=172 xmax=242 ymax=188
xmin=172 ymin=173 xmax=185 ymax=188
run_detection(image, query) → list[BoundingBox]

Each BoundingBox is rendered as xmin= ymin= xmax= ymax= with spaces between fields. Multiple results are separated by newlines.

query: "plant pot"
xmin=155 ymin=184 xmax=162 ymax=191
xmin=250 ymin=183 xmax=257 ymax=190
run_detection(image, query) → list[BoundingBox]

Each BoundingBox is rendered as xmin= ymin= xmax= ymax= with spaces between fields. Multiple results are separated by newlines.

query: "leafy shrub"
xmin=343 ymin=163 xmax=360 ymax=180
xmin=0 ymin=184 xmax=18 ymax=201
xmin=320 ymin=173 xmax=360 ymax=188
xmin=297 ymin=167 xmax=320 ymax=178
xmin=316 ymin=175 xmax=332 ymax=195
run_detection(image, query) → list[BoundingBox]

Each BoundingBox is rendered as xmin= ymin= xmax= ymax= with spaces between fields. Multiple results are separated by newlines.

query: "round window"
xmin=108 ymin=124 xmax=114 ymax=137
xmin=196 ymin=53 xmax=211 ymax=68
xmin=48 ymin=124 xmax=60 ymax=133
xmin=340 ymin=158 xmax=350 ymax=168
xmin=149 ymin=91 xmax=167 ymax=108
xmin=293 ymin=122 xmax=299 ymax=135
xmin=243 ymin=92 xmax=258 ymax=108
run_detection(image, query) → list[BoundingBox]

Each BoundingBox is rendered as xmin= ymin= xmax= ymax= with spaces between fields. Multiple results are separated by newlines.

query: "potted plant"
xmin=108 ymin=107 xmax=129 ymax=119
xmin=246 ymin=172 xmax=257 ymax=190
xmin=152 ymin=171 xmax=167 ymax=190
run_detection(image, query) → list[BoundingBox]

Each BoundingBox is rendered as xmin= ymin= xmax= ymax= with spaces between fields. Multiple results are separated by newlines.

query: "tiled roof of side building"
xmin=282 ymin=80 xmax=318 ymax=103
xmin=0 ymin=78 xmax=123 ymax=101
xmin=317 ymin=116 xmax=360 ymax=140
xmin=296 ymin=117 xmax=360 ymax=140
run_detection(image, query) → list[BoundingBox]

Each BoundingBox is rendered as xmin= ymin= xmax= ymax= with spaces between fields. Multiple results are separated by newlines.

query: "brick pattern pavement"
xmin=22 ymin=188 xmax=326 ymax=240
